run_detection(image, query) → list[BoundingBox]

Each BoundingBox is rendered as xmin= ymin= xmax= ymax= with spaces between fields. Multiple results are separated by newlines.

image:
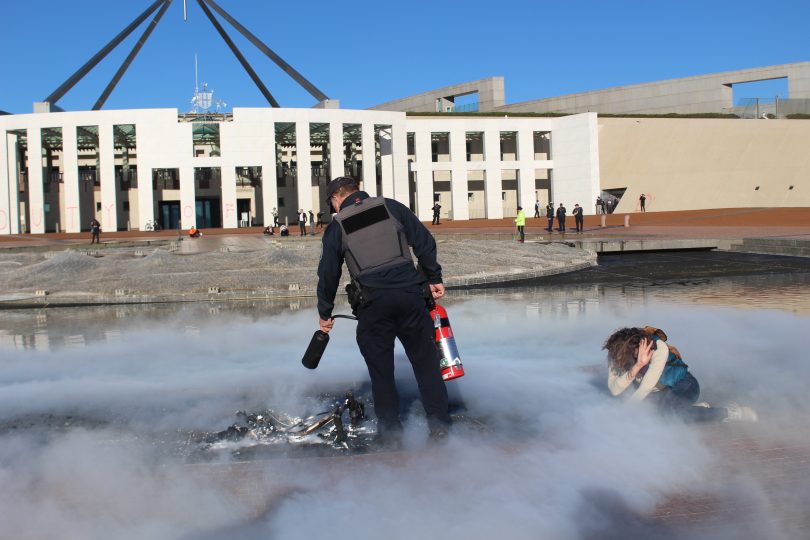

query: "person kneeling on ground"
xmin=604 ymin=326 xmax=757 ymax=422
xmin=189 ymin=225 xmax=202 ymax=238
xmin=279 ymin=224 xmax=289 ymax=237
xmin=263 ymin=225 xmax=275 ymax=235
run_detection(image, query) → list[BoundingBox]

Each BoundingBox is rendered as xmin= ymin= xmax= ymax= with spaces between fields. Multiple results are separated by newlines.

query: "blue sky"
xmin=0 ymin=0 xmax=807 ymax=114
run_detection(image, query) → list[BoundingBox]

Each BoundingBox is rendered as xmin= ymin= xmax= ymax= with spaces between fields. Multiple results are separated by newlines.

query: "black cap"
xmin=325 ymin=177 xmax=358 ymax=202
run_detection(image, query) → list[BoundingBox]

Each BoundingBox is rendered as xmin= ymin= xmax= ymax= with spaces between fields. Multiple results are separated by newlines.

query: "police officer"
xmin=514 ymin=205 xmax=526 ymax=243
xmin=545 ymin=202 xmax=555 ymax=233
xmin=316 ymin=177 xmax=451 ymax=444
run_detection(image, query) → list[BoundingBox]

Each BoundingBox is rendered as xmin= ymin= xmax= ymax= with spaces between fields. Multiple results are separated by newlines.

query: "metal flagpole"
xmin=44 ymin=0 xmax=167 ymax=107
xmin=202 ymin=0 xmax=329 ymax=102
xmin=93 ymin=0 xmax=174 ymax=110
xmin=196 ymin=0 xmax=280 ymax=107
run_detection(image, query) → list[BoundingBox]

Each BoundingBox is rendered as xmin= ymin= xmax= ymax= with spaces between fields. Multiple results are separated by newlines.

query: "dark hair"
xmin=603 ymin=327 xmax=648 ymax=372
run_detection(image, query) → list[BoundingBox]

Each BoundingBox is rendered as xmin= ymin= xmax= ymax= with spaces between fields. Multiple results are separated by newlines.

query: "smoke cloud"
xmin=1 ymin=279 xmax=808 ymax=539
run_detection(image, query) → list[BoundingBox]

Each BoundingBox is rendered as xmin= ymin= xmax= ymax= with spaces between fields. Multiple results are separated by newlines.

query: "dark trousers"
xmin=534 ymin=209 xmax=540 ymax=218
xmin=356 ymin=286 xmax=451 ymax=434
xmin=546 ymin=217 xmax=554 ymax=232
xmin=575 ymin=217 xmax=583 ymax=232
xmin=432 ymin=213 xmax=440 ymax=225
xmin=298 ymin=221 xmax=306 ymax=236
xmin=91 ymin=231 xmax=100 ymax=244
xmin=557 ymin=216 xmax=566 ymax=232
xmin=648 ymin=373 xmax=727 ymax=423
xmin=516 ymin=225 xmax=525 ymax=242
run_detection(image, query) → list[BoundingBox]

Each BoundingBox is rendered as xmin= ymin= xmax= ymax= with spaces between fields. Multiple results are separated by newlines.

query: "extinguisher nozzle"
xmin=302 ymin=330 xmax=330 ymax=369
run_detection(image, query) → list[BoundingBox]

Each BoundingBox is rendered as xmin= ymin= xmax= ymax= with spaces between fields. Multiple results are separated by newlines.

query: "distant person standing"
xmin=596 ymin=196 xmax=604 ymax=215
xmin=432 ymin=202 xmax=442 ymax=225
xmin=573 ymin=203 xmax=584 ymax=232
xmin=316 ymin=210 xmax=325 ymax=230
xmin=309 ymin=210 xmax=315 ymax=236
xmin=600 ymin=198 xmax=607 ymax=214
xmin=639 ymin=193 xmax=646 ymax=212
xmin=534 ymin=200 xmax=541 ymax=218
xmin=298 ymin=209 xmax=307 ymax=236
xmin=90 ymin=218 xmax=101 ymax=244
xmin=545 ymin=202 xmax=555 ymax=233
xmin=606 ymin=199 xmax=613 ymax=214
xmin=556 ymin=203 xmax=567 ymax=232
xmin=514 ymin=205 xmax=526 ymax=243
xmin=273 ymin=208 xmax=279 ymax=228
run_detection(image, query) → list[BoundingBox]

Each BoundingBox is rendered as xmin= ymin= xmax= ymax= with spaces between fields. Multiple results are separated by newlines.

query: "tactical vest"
xmin=333 ymin=196 xmax=413 ymax=280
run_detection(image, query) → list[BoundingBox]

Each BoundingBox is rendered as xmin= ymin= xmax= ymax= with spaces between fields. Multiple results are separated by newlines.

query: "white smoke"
xmin=1 ymin=283 xmax=808 ymax=539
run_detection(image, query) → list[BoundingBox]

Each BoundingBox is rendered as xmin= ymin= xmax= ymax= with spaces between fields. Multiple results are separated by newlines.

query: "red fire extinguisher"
xmin=430 ymin=304 xmax=465 ymax=381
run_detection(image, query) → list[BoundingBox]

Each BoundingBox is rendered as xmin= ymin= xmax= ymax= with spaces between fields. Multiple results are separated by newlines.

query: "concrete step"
xmin=729 ymin=237 xmax=810 ymax=258
xmin=740 ymin=237 xmax=810 ymax=249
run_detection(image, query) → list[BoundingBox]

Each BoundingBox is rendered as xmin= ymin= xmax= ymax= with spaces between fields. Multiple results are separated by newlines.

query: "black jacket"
xmin=317 ymin=192 xmax=442 ymax=319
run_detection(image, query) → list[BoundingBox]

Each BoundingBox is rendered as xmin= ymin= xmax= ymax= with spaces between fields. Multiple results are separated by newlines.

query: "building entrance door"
xmin=196 ymin=198 xmax=221 ymax=228
xmin=159 ymin=201 xmax=181 ymax=230
xmin=237 ymin=198 xmax=251 ymax=227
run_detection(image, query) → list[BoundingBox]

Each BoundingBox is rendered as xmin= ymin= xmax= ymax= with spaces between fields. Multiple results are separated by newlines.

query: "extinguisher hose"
xmin=301 ymin=314 xmax=357 ymax=370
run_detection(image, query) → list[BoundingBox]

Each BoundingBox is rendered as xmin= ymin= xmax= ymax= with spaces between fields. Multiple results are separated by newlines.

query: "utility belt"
xmin=345 ymin=280 xmax=434 ymax=315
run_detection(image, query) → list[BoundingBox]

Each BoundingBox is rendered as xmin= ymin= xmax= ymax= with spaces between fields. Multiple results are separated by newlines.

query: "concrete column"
xmin=517 ymin=128 xmax=535 ymax=212
xmin=62 ymin=126 xmax=80 ymax=233
xmin=392 ymin=121 xmax=409 ymax=203
xmin=221 ymin=166 xmax=237 ymax=228
xmin=361 ymin=123 xmax=376 ymax=196
xmin=27 ymin=129 xmax=45 ymax=233
xmin=295 ymin=121 xmax=312 ymax=214
xmin=483 ymin=128 xmax=502 ymax=219
xmin=379 ymin=128 xmax=394 ymax=197
xmin=136 ymin=161 xmax=154 ymax=231
xmin=261 ymin=128 xmax=276 ymax=228
xmin=98 ymin=124 xmax=117 ymax=232
xmin=414 ymin=129 xmax=433 ymax=221
xmin=0 ymin=132 xmax=11 ymax=235
xmin=329 ymin=121 xmax=344 ymax=181
xmin=449 ymin=129 xmax=469 ymax=220
xmin=180 ymin=166 xmax=196 ymax=229
xmin=7 ymin=134 xmax=20 ymax=234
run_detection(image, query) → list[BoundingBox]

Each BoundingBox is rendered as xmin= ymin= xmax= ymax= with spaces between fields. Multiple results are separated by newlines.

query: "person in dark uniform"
xmin=556 ymin=203 xmax=567 ymax=232
xmin=545 ymin=202 xmax=555 ymax=233
xmin=432 ymin=202 xmax=442 ymax=225
xmin=534 ymin=200 xmax=541 ymax=218
xmin=90 ymin=218 xmax=101 ymax=244
xmin=316 ymin=177 xmax=452 ymax=445
xmin=573 ymin=203 xmax=584 ymax=232
xmin=639 ymin=193 xmax=646 ymax=212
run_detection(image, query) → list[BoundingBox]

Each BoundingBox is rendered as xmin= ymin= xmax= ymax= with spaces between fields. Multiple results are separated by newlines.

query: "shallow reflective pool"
xmin=1 ymin=272 xmax=809 ymax=539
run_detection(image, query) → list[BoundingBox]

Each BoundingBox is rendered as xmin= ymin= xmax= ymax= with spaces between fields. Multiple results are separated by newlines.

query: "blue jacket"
xmin=316 ymin=191 xmax=442 ymax=319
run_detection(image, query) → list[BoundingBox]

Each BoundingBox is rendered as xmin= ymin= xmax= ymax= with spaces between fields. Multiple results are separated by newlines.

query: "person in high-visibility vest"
xmin=514 ymin=206 xmax=526 ymax=243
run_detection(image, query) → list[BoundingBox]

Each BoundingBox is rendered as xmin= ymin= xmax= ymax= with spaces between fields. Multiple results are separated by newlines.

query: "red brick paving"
xmin=3 ymin=207 xmax=810 ymax=248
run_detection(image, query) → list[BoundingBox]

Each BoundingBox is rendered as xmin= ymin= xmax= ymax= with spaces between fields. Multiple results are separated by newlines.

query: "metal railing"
xmin=726 ymin=98 xmax=810 ymax=119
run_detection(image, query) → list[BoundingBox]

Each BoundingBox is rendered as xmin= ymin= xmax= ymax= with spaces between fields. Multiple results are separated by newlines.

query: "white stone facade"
xmin=0 ymin=108 xmax=600 ymax=235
